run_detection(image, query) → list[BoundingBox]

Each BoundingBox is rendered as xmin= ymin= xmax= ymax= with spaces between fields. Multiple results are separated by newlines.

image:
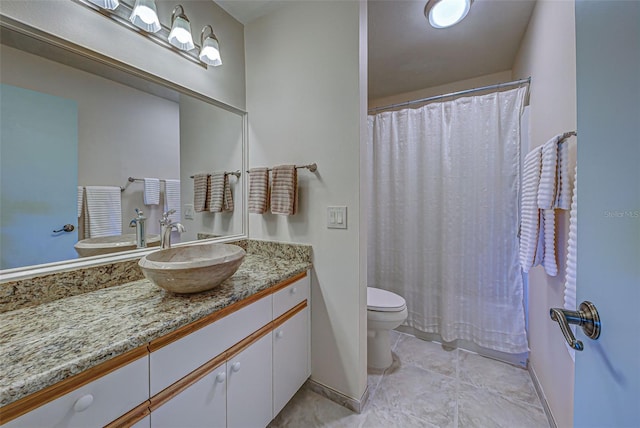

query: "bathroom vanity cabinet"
xmin=2 ymin=272 xmax=310 ymax=428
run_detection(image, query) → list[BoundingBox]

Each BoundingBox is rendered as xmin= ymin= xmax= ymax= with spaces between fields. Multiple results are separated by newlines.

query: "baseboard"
xmin=305 ymin=378 xmax=369 ymax=414
xmin=528 ymin=363 xmax=557 ymax=428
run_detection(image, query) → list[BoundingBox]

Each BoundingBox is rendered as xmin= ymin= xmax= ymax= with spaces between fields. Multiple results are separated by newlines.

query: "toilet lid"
xmin=367 ymin=287 xmax=407 ymax=312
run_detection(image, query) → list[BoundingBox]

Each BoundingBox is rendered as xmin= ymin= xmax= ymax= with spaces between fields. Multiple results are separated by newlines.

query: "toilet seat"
xmin=367 ymin=287 xmax=406 ymax=312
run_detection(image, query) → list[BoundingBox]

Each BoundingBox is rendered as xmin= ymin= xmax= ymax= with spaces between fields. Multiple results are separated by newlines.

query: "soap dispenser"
xmin=129 ymin=208 xmax=147 ymax=248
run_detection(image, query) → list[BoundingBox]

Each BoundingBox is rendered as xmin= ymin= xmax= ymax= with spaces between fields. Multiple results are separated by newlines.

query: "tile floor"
xmin=269 ymin=331 xmax=550 ymax=428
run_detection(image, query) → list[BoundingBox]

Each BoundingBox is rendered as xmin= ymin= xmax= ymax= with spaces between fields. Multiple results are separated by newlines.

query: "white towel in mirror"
xmin=143 ymin=178 xmax=160 ymax=205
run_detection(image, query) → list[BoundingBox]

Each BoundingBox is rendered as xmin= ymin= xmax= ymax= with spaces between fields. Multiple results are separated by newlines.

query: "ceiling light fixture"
xmin=86 ymin=0 xmax=119 ymax=10
xmin=168 ymin=5 xmax=195 ymax=51
xmin=129 ymin=0 xmax=161 ymax=33
xmin=424 ymin=0 xmax=472 ymax=29
xmin=199 ymin=25 xmax=222 ymax=67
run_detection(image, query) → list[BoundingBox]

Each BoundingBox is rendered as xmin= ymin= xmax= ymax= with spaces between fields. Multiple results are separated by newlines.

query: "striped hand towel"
xmin=270 ymin=165 xmax=297 ymax=216
xmin=77 ymin=186 xmax=84 ymax=218
xmin=519 ymin=146 xmax=543 ymax=272
xmin=564 ymin=166 xmax=578 ymax=360
xmin=248 ymin=167 xmax=269 ymax=214
xmin=84 ymin=186 xmax=122 ymax=238
xmin=164 ymin=179 xmax=181 ymax=222
xmin=193 ymin=173 xmax=209 ymax=212
xmin=223 ymin=173 xmax=234 ymax=212
xmin=143 ymin=178 xmax=160 ymax=205
xmin=208 ymin=172 xmax=226 ymax=213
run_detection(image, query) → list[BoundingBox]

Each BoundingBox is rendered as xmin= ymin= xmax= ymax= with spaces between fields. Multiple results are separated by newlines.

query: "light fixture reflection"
xmin=199 ymin=25 xmax=222 ymax=66
xmin=129 ymin=0 xmax=161 ymax=33
xmin=168 ymin=5 xmax=195 ymax=51
xmin=425 ymin=0 xmax=472 ymax=29
xmin=86 ymin=0 xmax=119 ymax=10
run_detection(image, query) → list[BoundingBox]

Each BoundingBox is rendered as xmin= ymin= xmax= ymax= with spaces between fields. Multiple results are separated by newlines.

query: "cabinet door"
xmin=4 ymin=356 xmax=148 ymax=428
xmin=150 ymin=362 xmax=226 ymax=428
xmin=226 ymin=333 xmax=273 ymax=428
xmin=273 ymin=307 xmax=310 ymax=417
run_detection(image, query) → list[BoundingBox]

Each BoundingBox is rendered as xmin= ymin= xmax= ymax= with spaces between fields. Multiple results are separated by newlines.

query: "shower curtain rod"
xmin=368 ymin=77 xmax=531 ymax=114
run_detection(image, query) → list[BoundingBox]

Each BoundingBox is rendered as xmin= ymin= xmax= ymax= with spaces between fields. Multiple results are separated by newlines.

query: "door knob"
xmin=549 ymin=301 xmax=601 ymax=351
xmin=53 ymin=224 xmax=75 ymax=233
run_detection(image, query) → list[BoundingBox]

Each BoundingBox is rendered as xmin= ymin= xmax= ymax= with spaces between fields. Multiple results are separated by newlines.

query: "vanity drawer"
xmin=4 ymin=354 xmax=149 ymax=428
xmin=149 ymin=294 xmax=272 ymax=396
xmin=273 ymin=273 xmax=310 ymax=319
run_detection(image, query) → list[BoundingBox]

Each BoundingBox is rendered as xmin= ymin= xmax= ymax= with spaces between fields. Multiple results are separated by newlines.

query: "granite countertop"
xmin=0 ymin=253 xmax=311 ymax=407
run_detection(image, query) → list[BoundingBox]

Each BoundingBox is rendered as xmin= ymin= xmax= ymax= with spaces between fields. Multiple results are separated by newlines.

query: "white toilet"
xmin=367 ymin=287 xmax=408 ymax=369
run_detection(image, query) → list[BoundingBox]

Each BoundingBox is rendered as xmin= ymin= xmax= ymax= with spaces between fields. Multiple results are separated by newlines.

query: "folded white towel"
xmin=248 ymin=167 xmax=269 ymax=214
xmin=164 ymin=179 xmax=181 ymax=223
xmin=208 ymin=172 xmax=226 ymax=213
xmin=77 ymin=186 xmax=84 ymax=218
xmin=538 ymin=135 xmax=561 ymax=209
xmin=541 ymin=209 xmax=558 ymax=276
xmin=193 ymin=173 xmax=209 ymax=212
xmin=564 ymin=166 xmax=578 ymax=360
xmin=84 ymin=186 xmax=122 ymax=238
xmin=556 ymin=141 xmax=571 ymax=210
xmin=143 ymin=178 xmax=160 ymax=205
xmin=271 ymin=165 xmax=297 ymax=216
xmin=520 ymin=146 xmax=543 ymax=272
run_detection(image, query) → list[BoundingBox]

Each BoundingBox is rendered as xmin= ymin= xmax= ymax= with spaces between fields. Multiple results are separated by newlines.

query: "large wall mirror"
xmin=0 ymin=18 xmax=247 ymax=272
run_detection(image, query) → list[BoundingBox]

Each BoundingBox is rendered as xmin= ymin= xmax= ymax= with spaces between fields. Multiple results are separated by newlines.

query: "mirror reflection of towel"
xmin=164 ymin=179 xmax=181 ymax=222
xmin=193 ymin=173 xmax=209 ymax=212
xmin=82 ymin=186 xmax=122 ymax=238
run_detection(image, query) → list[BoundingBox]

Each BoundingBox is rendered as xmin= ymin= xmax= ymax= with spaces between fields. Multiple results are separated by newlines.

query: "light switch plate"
xmin=327 ymin=206 xmax=347 ymax=229
xmin=184 ymin=204 xmax=195 ymax=220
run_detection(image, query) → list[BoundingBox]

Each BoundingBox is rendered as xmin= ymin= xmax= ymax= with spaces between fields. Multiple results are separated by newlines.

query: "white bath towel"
xmin=556 ymin=141 xmax=572 ymax=210
xmin=143 ymin=178 xmax=160 ymax=205
xmin=193 ymin=173 xmax=209 ymax=212
xmin=77 ymin=186 xmax=84 ymax=218
xmin=248 ymin=167 xmax=269 ymax=214
xmin=520 ymin=146 xmax=543 ymax=272
xmin=538 ymin=135 xmax=561 ymax=209
xmin=541 ymin=209 xmax=558 ymax=276
xmin=270 ymin=165 xmax=297 ymax=216
xmin=84 ymin=186 xmax=122 ymax=238
xmin=164 ymin=179 xmax=181 ymax=223
xmin=564 ymin=166 xmax=578 ymax=360
xmin=208 ymin=172 xmax=226 ymax=213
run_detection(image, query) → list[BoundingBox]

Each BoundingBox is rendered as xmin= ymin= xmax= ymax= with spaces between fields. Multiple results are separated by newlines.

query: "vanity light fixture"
xmin=168 ymin=5 xmax=195 ymax=51
xmin=129 ymin=0 xmax=161 ymax=33
xmin=199 ymin=25 xmax=222 ymax=67
xmin=86 ymin=0 xmax=119 ymax=10
xmin=424 ymin=0 xmax=472 ymax=29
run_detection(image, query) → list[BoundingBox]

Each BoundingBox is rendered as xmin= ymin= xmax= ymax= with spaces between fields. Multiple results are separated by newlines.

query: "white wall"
xmin=0 ymin=0 xmax=246 ymax=110
xmin=0 ymin=44 xmax=180 ymax=237
xmin=368 ymin=70 xmax=512 ymax=110
xmin=179 ymin=96 xmax=244 ymax=241
xmin=512 ymin=1 xmax=577 ymax=427
xmin=245 ymin=1 xmax=368 ymax=402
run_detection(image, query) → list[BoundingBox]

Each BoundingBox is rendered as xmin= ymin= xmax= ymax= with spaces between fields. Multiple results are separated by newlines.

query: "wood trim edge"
xmin=104 ymin=400 xmax=151 ymax=428
xmin=0 ymin=346 xmax=148 ymax=425
xmin=226 ymin=322 xmax=274 ymax=361
xmin=273 ymin=301 xmax=307 ymax=330
xmin=149 ymin=271 xmax=307 ymax=353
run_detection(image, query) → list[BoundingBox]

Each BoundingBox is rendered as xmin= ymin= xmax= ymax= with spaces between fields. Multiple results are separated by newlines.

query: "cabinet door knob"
xmin=290 ymin=287 xmax=297 ymax=294
xmin=73 ymin=394 xmax=94 ymax=412
xmin=215 ymin=372 xmax=226 ymax=383
xmin=276 ymin=330 xmax=284 ymax=339
xmin=231 ymin=362 xmax=241 ymax=372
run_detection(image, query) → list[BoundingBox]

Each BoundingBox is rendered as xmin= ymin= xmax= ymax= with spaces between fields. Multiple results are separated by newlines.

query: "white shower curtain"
xmin=367 ymin=87 xmax=528 ymax=354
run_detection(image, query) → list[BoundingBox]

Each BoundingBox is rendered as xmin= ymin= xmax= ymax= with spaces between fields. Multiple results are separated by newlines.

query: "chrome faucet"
xmin=129 ymin=208 xmax=147 ymax=248
xmin=160 ymin=209 xmax=186 ymax=249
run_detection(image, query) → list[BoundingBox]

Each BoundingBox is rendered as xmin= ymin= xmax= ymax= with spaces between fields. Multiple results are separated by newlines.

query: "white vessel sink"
xmin=74 ymin=234 xmax=160 ymax=257
xmin=138 ymin=242 xmax=246 ymax=294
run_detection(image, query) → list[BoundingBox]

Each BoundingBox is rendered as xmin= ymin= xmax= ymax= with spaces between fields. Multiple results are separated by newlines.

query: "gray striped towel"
xmin=193 ymin=173 xmax=209 ymax=212
xmin=223 ymin=173 xmax=234 ymax=212
xmin=248 ymin=167 xmax=269 ymax=214
xmin=209 ymin=172 xmax=226 ymax=213
xmin=270 ymin=165 xmax=297 ymax=216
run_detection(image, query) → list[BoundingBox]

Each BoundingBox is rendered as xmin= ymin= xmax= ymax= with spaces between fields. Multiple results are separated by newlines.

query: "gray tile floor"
xmin=269 ymin=331 xmax=550 ymax=428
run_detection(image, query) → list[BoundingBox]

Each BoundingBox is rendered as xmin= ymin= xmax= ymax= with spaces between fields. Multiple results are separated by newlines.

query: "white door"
xmin=0 ymin=84 xmax=78 ymax=269
xmin=573 ymin=2 xmax=639 ymax=427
